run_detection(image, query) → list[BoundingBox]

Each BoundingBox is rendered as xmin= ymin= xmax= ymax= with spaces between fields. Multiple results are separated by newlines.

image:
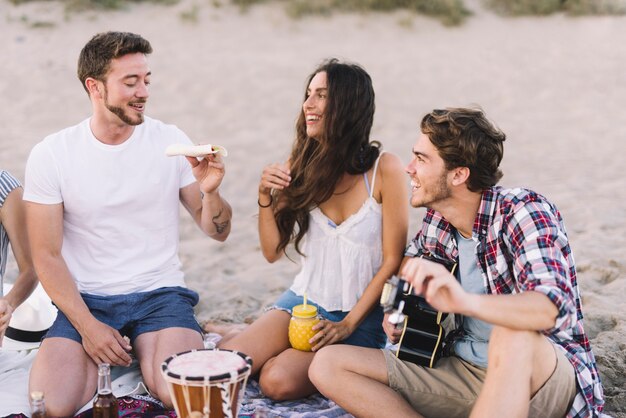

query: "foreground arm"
xmin=25 ymin=202 xmax=131 ymax=365
xmin=402 ymin=257 xmax=558 ymax=330
xmin=312 ymin=153 xmax=409 ymax=350
xmin=401 ymin=195 xmax=580 ymax=332
xmin=180 ymin=154 xmax=232 ymax=241
xmin=0 ymin=187 xmax=38 ymax=344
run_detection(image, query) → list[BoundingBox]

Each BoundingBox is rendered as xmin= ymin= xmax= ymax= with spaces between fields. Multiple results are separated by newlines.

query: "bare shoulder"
xmin=377 ymin=152 xmax=405 ymax=180
xmin=373 ymin=152 xmax=406 ymax=201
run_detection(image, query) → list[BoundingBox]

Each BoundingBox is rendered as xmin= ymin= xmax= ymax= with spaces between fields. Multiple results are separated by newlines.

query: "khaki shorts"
xmin=384 ymin=344 xmax=577 ymax=418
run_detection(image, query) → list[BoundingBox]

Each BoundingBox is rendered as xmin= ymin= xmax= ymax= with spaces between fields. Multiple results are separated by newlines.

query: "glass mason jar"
xmin=288 ymin=304 xmax=320 ymax=352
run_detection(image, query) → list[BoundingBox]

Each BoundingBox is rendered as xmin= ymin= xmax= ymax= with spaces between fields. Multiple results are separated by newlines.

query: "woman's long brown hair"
xmin=274 ymin=58 xmax=380 ymax=256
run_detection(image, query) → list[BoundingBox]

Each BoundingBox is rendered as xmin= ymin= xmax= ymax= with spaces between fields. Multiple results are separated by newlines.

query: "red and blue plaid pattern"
xmin=405 ymin=186 xmax=604 ymax=418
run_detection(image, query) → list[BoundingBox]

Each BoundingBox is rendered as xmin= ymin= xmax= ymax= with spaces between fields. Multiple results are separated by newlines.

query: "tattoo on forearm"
xmin=212 ymin=207 xmax=230 ymax=234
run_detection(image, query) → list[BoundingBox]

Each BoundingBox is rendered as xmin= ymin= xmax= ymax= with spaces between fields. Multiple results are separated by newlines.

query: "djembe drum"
xmin=161 ymin=349 xmax=252 ymax=418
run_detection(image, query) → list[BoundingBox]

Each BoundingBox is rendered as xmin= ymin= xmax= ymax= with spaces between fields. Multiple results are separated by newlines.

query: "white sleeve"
xmin=23 ymin=141 xmax=63 ymax=204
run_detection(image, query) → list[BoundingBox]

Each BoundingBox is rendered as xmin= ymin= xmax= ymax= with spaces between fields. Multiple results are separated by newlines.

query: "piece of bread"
xmin=165 ymin=143 xmax=228 ymax=158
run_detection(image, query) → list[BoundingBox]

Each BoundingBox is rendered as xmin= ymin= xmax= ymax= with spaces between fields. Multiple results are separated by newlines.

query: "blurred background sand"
xmin=0 ymin=0 xmax=624 ymax=415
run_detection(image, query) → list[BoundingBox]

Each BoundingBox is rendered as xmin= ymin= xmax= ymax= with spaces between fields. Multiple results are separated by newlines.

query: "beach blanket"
xmin=0 ymin=349 xmax=352 ymax=418
xmin=238 ymin=379 xmax=352 ymax=418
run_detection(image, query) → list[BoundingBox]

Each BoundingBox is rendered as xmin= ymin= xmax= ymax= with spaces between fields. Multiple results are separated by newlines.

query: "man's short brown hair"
xmin=421 ymin=107 xmax=506 ymax=192
xmin=77 ymin=31 xmax=152 ymax=93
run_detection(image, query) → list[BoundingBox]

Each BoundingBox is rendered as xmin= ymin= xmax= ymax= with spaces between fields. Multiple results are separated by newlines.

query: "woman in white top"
xmin=0 ymin=170 xmax=38 ymax=346
xmin=213 ymin=59 xmax=408 ymax=400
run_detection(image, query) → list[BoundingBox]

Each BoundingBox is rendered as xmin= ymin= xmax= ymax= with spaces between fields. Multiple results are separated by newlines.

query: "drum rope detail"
xmin=161 ymin=349 xmax=253 ymax=418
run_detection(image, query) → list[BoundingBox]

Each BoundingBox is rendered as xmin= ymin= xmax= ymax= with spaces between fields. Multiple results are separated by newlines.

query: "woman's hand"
xmin=310 ymin=319 xmax=354 ymax=352
xmin=259 ymin=162 xmax=291 ymax=196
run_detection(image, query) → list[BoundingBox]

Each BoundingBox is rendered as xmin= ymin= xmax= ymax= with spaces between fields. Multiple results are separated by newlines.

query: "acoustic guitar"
xmin=381 ymin=258 xmax=457 ymax=368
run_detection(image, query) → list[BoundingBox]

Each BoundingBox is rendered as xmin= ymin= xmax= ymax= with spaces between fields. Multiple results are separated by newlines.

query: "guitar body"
xmin=395 ymin=295 xmax=447 ymax=368
xmin=381 ymin=257 xmax=457 ymax=368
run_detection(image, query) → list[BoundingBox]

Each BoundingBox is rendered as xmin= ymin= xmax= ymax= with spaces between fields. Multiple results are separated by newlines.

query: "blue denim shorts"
xmin=46 ymin=286 xmax=202 ymax=344
xmin=273 ymin=289 xmax=386 ymax=349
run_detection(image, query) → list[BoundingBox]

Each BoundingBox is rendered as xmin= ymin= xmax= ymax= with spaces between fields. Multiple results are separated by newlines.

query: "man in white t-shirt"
xmin=23 ymin=31 xmax=232 ymax=416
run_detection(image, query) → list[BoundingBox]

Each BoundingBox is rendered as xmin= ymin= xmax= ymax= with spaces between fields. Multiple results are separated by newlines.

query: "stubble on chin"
xmin=410 ymin=198 xmax=424 ymax=209
xmin=132 ymin=114 xmax=144 ymax=125
xmin=108 ymin=105 xmax=144 ymax=126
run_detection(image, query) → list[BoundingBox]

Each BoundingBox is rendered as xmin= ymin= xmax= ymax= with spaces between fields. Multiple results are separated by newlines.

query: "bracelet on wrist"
xmin=258 ymin=195 xmax=273 ymax=208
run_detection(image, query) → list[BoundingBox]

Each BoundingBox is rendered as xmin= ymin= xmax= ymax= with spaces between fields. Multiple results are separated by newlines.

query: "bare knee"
xmin=258 ymin=358 xmax=299 ymax=401
xmin=30 ymin=378 xmax=89 ymax=417
xmin=145 ymin=376 xmax=174 ymax=408
xmin=488 ymin=326 xmax=542 ymax=364
xmin=42 ymin=400 xmax=84 ymax=418
xmin=490 ymin=327 xmax=539 ymax=347
xmin=140 ymin=366 xmax=172 ymax=408
xmin=308 ymin=346 xmax=340 ymax=391
xmin=29 ymin=339 xmax=97 ymax=417
xmin=156 ymin=388 xmax=174 ymax=409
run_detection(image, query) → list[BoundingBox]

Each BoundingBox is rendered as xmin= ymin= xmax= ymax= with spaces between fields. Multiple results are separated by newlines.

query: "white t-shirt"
xmin=24 ymin=117 xmax=196 ymax=296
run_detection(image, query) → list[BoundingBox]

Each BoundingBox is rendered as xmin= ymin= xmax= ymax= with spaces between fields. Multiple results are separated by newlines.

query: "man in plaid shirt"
xmin=309 ymin=107 xmax=604 ymax=417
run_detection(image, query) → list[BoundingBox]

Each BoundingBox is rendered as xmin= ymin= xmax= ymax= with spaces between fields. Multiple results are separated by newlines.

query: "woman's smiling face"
xmin=302 ymin=71 xmax=328 ymax=139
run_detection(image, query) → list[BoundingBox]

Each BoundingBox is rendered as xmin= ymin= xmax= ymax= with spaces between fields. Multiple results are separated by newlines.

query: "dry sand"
xmin=0 ymin=0 xmax=624 ymax=415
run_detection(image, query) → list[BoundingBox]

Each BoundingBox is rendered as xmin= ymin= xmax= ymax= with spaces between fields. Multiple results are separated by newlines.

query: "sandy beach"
xmin=0 ymin=0 xmax=624 ymax=415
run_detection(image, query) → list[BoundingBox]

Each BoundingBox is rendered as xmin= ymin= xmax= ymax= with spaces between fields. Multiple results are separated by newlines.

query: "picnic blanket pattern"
xmin=238 ymin=378 xmax=353 ymax=418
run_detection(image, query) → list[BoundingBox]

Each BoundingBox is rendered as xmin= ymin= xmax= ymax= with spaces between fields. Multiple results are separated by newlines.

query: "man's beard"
xmin=103 ymin=87 xmax=144 ymax=126
xmin=106 ymin=103 xmax=144 ymax=126
xmin=412 ymin=172 xmax=452 ymax=208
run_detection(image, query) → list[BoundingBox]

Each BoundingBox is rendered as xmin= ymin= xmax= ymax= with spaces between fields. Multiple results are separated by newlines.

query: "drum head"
xmin=162 ymin=349 xmax=252 ymax=384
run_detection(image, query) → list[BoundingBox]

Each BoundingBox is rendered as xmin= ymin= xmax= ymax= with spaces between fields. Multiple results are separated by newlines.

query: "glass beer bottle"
xmin=93 ymin=363 xmax=118 ymax=418
xmin=30 ymin=391 xmax=46 ymax=418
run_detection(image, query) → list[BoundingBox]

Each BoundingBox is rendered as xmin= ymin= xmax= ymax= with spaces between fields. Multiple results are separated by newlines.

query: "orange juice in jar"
xmin=288 ymin=304 xmax=320 ymax=351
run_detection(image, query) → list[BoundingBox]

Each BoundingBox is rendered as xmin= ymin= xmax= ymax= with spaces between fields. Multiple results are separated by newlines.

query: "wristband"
xmin=258 ymin=195 xmax=273 ymax=208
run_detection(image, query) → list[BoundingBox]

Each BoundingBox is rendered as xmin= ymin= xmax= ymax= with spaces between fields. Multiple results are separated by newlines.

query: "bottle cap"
xmin=292 ymin=304 xmax=317 ymax=318
xmin=30 ymin=391 xmax=44 ymax=401
xmin=98 ymin=363 xmax=111 ymax=375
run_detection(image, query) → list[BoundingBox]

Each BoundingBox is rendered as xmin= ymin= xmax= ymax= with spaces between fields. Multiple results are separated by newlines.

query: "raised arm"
xmin=0 ymin=187 xmax=38 ymax=344
xmin=312 ymin=153 xmax=409 ymax=349
xmin=402 ymin=256 xmax=558 ymax=331
xmin=257 ymin=162 xmax=291 ymax=263
xmin=25 ymin=201 xmax=131 ymax=365
xmin=180 ymin=153 xmax=232 ymax=241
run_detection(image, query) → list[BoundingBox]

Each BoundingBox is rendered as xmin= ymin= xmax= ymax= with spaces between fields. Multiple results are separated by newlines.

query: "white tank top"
xmin=290 ymin=153 xmax=384 ymax=312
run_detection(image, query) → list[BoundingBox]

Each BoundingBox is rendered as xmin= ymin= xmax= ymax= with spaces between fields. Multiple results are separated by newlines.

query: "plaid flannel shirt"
xmin=405 ymin=186 xmax=604 ymax=418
